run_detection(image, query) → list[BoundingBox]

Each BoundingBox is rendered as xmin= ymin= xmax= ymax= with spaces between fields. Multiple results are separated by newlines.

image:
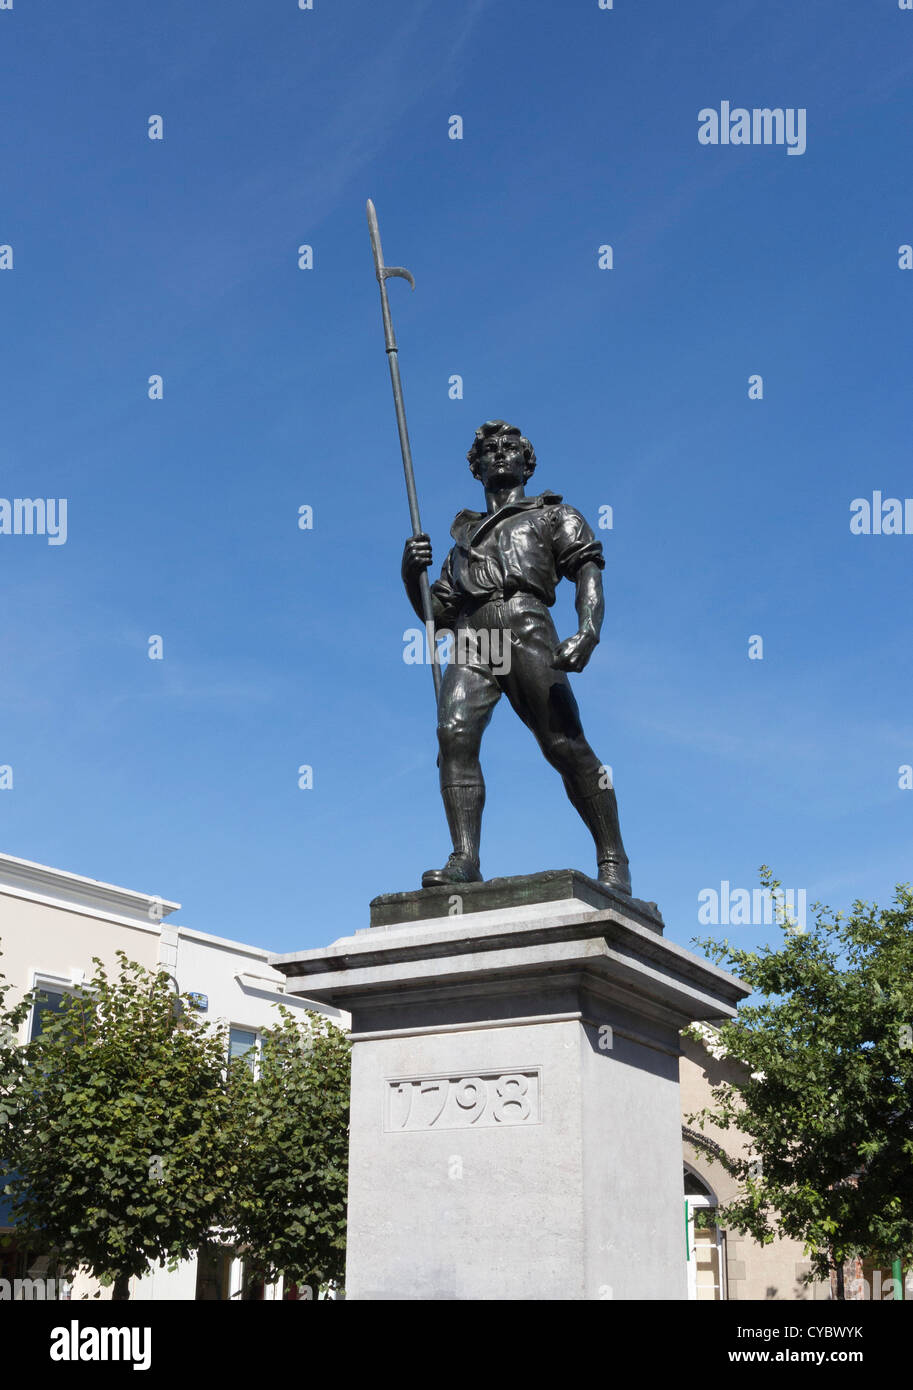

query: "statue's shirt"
xmin=430 ymin=491 xmax=604 ymax=624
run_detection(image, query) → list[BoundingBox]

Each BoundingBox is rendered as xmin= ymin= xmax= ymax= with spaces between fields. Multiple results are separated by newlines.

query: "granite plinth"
xmin=271 ymin=884 xmax=748 ymax=1301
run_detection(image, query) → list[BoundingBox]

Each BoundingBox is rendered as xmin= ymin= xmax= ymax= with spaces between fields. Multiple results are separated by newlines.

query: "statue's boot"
xmin=422 ymin=854 xmax=484 ymax=887
xmin=596 ymin=851 xmax=632 ymax=896
xmin=564 ymin=777 xmax=632 ymax=896
xmin=422 ymin=783 xmax=484 ymax=887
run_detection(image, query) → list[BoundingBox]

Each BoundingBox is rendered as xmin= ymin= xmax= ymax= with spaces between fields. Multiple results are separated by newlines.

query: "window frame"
xmin=27 ymin=974 xmax=82 ymax=1042
xmin=684 ymin=1164 xmax=727 ymax=1301
xmin=227 ymin=1023 xmax=261 ymax=1078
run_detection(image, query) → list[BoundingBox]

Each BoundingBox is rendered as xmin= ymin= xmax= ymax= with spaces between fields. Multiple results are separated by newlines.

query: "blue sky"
xmin=0 ymin=0 xmax=911 ymax=960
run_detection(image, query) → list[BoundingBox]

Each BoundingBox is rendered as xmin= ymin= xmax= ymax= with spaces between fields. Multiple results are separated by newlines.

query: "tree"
xmin=688 ymin=871 xmax=913 ymax=1292
xmin=0 ymin=950 xmax=32 ymax=1123
xmin=228 ymin=1006 xmax=350 ymax=1295
xmin=2 ymin=951 xmax=240 ymax=1299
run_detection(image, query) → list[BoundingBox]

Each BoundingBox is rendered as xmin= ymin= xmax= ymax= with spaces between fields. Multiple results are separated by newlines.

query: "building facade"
xmin=0 ymin=851 xmax=345 ymax=1300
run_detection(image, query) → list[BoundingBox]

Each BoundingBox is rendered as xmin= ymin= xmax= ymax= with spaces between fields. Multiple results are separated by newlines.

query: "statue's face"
xmin=475 ymin=433 xmax=527 ymax=489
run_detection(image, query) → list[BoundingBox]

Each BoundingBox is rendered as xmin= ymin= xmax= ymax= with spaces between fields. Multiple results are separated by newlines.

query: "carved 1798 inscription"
xmin=385 ymin=1069 xmax=541 ymax=1132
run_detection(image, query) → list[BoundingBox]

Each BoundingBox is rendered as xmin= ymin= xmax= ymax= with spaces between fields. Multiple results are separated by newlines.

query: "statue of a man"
xmin=402 ymin=419 xmax=631 ymax=894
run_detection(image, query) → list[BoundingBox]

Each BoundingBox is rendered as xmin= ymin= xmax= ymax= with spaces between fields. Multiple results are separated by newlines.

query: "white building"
xmin=0 ymin=851 xmax=347 ymax=1300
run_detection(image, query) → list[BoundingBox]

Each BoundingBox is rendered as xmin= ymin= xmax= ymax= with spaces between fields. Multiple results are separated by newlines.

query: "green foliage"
xmin=227 ymin=1006 xmax=350 ymax=1292
xmin=0 ymin=949 xmax=33 ymax=1127
xmin=1 ymin=950 xmax=351 ymax=1299
xmin=1 ymin=951 xmax=237 ymax=1296
xmin=688 ymin=870 xmax=913 ymax=1283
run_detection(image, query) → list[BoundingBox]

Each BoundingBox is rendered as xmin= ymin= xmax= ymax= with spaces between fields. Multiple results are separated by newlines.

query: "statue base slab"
xmin=368 ymin=867 xmax=663 ymax=932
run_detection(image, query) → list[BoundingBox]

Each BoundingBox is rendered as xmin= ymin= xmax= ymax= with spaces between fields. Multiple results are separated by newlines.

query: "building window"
xmin=0 ymin=1242 xmax=73 ymax=1298
xmin=237 ymin=1259 xmax=266 ymax=1301
xmin=195 ymin=1244 xmax=233 ymax=1301
xmin=684 ymin=1165 xmax=727 ymax=1301
xmin=194 ymin=1246 xmax=266 ymax=1301
xmin=29 ymin=986 xmax=74 ymax=1041
xmin=228 ymin=1026 xmax=258 ymax=1073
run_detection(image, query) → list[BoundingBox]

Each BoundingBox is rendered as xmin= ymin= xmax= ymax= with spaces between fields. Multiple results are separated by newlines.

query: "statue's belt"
xmin=456 ymin=587 xmax=546 ymax=620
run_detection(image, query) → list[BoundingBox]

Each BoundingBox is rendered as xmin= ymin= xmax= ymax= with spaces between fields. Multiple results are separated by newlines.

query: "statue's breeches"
xmin=435 ymin=594 xmax=604 ymax=788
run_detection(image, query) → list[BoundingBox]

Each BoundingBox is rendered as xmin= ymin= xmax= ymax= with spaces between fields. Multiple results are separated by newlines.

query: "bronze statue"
xmin=402 ymin=420 xmax=631 ymax=894
xmin=365 ymin=204 xmax=629 ymax=894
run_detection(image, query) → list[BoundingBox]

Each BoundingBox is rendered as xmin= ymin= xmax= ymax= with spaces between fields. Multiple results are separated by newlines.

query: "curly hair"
xmin=467 ymin=420 xmax=537 ymax=481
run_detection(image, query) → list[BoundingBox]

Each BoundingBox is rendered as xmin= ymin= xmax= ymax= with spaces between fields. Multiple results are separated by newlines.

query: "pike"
xmin=366 ymin=199 xmax=441 ymax=703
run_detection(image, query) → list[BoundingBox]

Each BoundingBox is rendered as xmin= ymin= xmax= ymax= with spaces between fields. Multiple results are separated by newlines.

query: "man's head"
xmin=467 ymin=421 xmax=537 ymax=487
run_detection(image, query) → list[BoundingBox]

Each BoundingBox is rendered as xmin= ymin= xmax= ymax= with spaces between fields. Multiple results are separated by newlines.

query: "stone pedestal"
xmin=272 ymin=872 xmax=748 ymax=1301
